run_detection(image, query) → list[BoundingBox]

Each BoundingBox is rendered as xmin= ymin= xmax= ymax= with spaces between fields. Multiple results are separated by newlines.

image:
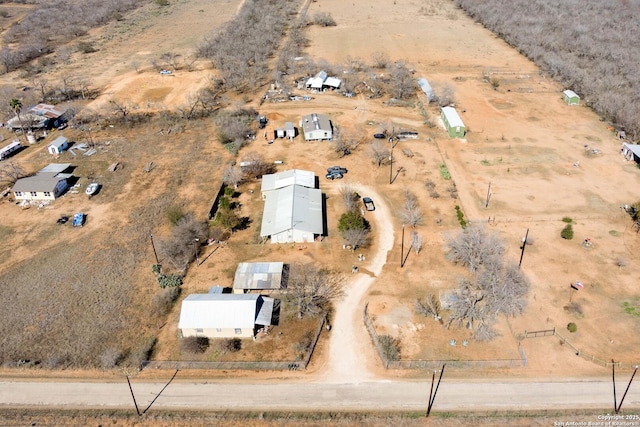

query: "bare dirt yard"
xmin=0 ymin=0 xmax=639 ymax=391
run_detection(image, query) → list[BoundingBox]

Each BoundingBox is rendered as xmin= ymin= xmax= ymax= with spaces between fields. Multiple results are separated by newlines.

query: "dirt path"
xmin=320 ymin=185 xmax=394 ymax=383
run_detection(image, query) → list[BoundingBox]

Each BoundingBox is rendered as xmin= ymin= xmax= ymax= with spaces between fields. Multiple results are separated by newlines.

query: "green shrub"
xmin=77 ymin=41 xmax=96 ymax=54
xmin=567 ymin=322 xmax=577 ymax=333
xmin=155 ymin=0 xmax=169 ymax=5
xmin=561 ymin=224 xmax=574 ymax=240
xmin=455 ymin=205 xmax=467 ymax=229
xmin=562 ymin=216 xmax=573 ymax=223
xmin=439 ymin=163 xmax=451 ymax=180
xmin=166 ymin=205 xmax=185 ymax=225
xmin=151 ymin=264 xmax=161 ymax=275
xmin=338 ymin=210 xmax=367 ymax=232
xmin=222 ymin=338 xmax=242 ymax=353
xmin=157 ymin=274 xmax=183 ymax=288
xmin=224 ymin=186 xmax=234 ymax=196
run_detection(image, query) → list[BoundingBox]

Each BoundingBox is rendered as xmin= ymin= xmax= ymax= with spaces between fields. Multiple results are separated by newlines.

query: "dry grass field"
xmin=0 ymin=0 xmax=638 ymax=389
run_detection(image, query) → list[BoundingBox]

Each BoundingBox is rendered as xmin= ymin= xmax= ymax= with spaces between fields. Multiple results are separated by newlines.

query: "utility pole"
xmin=149 ymin=233 xmax=159 ymax=265
xmin=194 ymin=238 xmax=200 ymax=267
xmin=389 ymin=137 xmax=393 ymax=185
xmin=400 ymin=224 xmax=405 ymax=267
xmin=426 ymin=364 xmax=446 ymax=417
xmin=126 ymin=375 xmax=141 ymax=416
xmin=485 ymin=182 xmax=492 ymax=208
xmin=613 ymin=363 xmax=639 ymax=414
xmin=518 ymin=228 xmax=529 ymax=269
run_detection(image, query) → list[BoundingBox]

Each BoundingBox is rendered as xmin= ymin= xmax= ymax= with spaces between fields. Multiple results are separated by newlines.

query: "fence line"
xmin=142 ymin=314 xmax=326 ymax=372
xmin=520 ymin=327 xmax=639 ymax=369
xmin=363 ymin=303 xmax=525 ymax=370
xmin=472 ymin=213 xmax=626 ymax=225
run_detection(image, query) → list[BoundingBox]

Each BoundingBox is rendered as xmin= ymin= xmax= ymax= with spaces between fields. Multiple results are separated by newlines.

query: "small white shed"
xmin=47 ymin=136 xmax=69 ymax=155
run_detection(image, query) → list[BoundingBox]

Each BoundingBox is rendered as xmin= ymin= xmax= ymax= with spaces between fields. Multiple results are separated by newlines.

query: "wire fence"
xmin=519 ymin=327 xmax=639 ymax=369
xmin=141 ymin=313 xmax=326 ymax=372
xmin=363 ymin=303 xmax=526 ymax=370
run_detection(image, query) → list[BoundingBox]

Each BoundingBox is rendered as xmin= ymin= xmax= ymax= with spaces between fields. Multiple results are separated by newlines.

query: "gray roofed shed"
xmin=233 ymin=262 xmax=284 ymax=291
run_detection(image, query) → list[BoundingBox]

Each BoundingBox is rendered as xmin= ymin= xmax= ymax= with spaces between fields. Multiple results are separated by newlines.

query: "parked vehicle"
xmin=327 ymin=166 xmax=347 ymax=174
xmin=373 ymin=133 xmax=386 ymax=139
xmin=363 ymin=197 xmax=375 ymax=211
xmin=56 ymin=215 xmax=69 ymax=225
xmin=258 ymin=116 xmax=268 ymax=129
xmin=325 ymin=172 xmax=343 ymax=180
xmin=72 ymin=213 xmax=85 ymax=227
xmin=85 ymin=182 xmax=99 ymax=196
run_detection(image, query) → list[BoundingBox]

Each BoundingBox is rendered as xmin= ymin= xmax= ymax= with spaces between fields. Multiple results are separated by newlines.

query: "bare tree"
xmin=437 ymin=83 xmax=457 ymax=107
xmin=342 ymin=228 xmax=371 ymax=251
xmin=389 ymin=61 xmax=417 ymax=100
xmin=32 ymin=77 xmax=49 ymax=102
xmin=415 ymin=294 xmax=443 ymax=324
xmin=283 ymin=263 xmax=344 ymax=319
xmin=333 ymin=125 xmax=364 ymax=156
xmin=240 ymin=151 xmax=273 ymax=179
xmin=399 ymin=189 xmax=424 ymax=227
xmin=411 ymin=231 xmax=424 ymax=254
xmin=370 ymin=51 xmax=390 ymax=69
xmin=340 ymin=183 xmax=360 ymax=212
xmin=445 ymin=224 xmax=505 ymax=272
xmin=368 ymin=139 xmax=391 ymax=167
xmin=159 ymin=214 xmax=209 ymax=271
xmin=222 ymin=164 xmax=244 ymax=189
xmin=109 ymin=98 xmax=131 ymax=118
xmin=0 ymin=161 xmax=26 ymax=186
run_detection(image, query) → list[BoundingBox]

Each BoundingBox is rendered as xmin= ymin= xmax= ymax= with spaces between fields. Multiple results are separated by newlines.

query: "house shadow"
xmin=321 ymin=193 xmax=328 ymax=237
xmin=270 ymin=299 xmax=281 ymax=326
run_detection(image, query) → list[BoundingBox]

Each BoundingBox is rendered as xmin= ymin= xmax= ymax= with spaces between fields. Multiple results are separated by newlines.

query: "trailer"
xmin=0 ymin=140 xmax=21 ymax=161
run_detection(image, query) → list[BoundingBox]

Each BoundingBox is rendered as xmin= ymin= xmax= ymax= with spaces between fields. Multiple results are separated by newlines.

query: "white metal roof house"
xmin=178 ymin=293 xmax=274 ymax=338
xmin=12 ymin=163 xmax=72 ymax=201
xmin=6 ymin=104 xmax=68 ymax=130
xmin=418 ymin=78 xmax=436 ymax=102
xmin=260 ymin=169 xmax=315 ymax=199
xmin=305 ymin=70 xmax=341 ymax=91
xmin=260 ymin=184 xmax=323 ymax=244
xmin=300 ymin=113 xmax=333 ymax=141
xmin=233 ymin=262 xmax=284 ymax=294
xmin=47 ymin=136 xmax=69 ymax=155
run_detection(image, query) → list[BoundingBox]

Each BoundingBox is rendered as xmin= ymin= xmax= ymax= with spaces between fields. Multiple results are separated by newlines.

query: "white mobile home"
xmin=441 ymin=107 xmax=466 ymax=138
xmin=300 ymin=113 xmax=332 ymax=141
xmin=178 ymin=293 xmax=274 ymax=338
xmin=12 ymin=163 xmax=72 ymax=201
xmin=0 ymin=140 xmax=21 ymax=161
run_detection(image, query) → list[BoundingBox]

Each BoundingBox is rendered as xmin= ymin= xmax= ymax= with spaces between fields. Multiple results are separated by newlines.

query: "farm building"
xmin=305 ymin=70 xmax=341 ymax=91
xmin=6 ymin=103 xmax=68 ymax=130
xmin=0 ymin=140 xmax=21 ymax=161
xmin=300 ymin=113 xmax=333 ymax=141
xmin=178 ymin=293 xmax=274 ymax=339
xmin=417 ymin=78 xmax=436 ymax=102
xmin=622 ymin=143 xmax=640 ymax=163
xmin=562 ymin=90 xmax=580 ymax=106
xmin=12 ymin=163 xmax=72 ymax=201
xmin=260 ymin=184 xmax=323 ymax=244
xmin=233 ymin=262 xmax=285 ymax=294
xmin=47 ymin=136 xmax=69 ymax=155
xmin=285 ymin=122 xmax=296 ymax=139
xmin=441 ymin=107 xmax=466 ymax=138
xmin=261 ymin=169 xmax=315 ymax=199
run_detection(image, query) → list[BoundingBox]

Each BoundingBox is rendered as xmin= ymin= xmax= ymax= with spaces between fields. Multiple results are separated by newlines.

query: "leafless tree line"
xmin=455 ymin=0 xmax=640 ymax=138
xmin=197 ymin=0 xmax=303 ymax=92
xmin=417 ymin=225 xmax=530 ymax=341
xmin=0 ymin=0 xmax=144 ymax=73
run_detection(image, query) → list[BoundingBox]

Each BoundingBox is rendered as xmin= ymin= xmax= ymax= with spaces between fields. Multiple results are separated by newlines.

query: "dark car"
xmin=325 ymin=172 xmax=343 ymax=180
xmin=373 ymin=133 xmax=386 ymax=139
xmin=56 ymin=215 xmax=69 ymax=225
xmin=327 ymin=166 xmax=347 ymax=174
xmin=363 ymin=197 xmax=375 ymax=211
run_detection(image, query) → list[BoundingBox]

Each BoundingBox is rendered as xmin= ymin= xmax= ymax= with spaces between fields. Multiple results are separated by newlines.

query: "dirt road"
xmin=1 ymin=378 xmax=638 ymax=412
xmin=321 ymin=184 xmax=394 ymax=383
